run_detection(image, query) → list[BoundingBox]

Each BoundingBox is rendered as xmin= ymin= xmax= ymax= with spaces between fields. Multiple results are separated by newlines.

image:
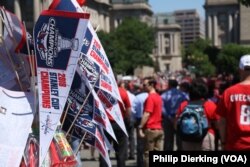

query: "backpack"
xmin=177 ymin=101 xmax=208 ymax=142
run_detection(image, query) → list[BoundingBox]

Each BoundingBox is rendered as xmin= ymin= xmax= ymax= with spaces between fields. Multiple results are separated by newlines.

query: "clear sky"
xmin=148 ymin=0 xmax=205 ymax=18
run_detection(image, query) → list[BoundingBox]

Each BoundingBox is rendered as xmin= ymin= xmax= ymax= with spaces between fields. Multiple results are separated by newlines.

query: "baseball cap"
xmin=239 ymin=55 xmax=250 ymax=70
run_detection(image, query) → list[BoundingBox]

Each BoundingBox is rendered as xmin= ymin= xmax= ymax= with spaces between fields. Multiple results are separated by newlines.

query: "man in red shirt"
xmin=138 ymin=77 xmax=163 ymax=167
xmin=217 ymin=54 xmax=250 ymax=150
xmin=99 ymin=80 xmax=131 ymax=167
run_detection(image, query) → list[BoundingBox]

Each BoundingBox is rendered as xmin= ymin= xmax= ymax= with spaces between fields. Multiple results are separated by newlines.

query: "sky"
xmin=148 ymin=0 xmax=205 ymax=18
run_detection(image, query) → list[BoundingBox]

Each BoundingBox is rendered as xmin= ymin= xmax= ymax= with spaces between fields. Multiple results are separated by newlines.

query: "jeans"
xmin=135 ymin=118 xmax=144 ymax=167
xmin=126 ymin=118 xmax=135 ymax=159
xmin=163 ymin=117 xmax=182 ymax=151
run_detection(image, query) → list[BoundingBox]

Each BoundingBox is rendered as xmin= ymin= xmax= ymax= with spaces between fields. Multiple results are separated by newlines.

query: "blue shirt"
xmin=161 ymin=88 xmax=188 ymax=118
xmin=132 ymin=92 xmax=148 ymax=119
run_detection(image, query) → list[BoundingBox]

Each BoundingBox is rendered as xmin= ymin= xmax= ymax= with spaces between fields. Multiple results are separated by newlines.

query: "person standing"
xmin=138 ymin=77 xmax=164 ymax=167
xmin=175 ymin=79 xmax=219 ymax=151
xmin=125 ymin=83 xmax=136 ymax=160
xmin=161 ymin=79 xmax=188 ymax=151
xmin=132 ymin=86 xmax=148 ymax=167
xmin=99 ymin=80 xmax=131 ymax=167
xmin=217 ymin=55 xmax=250 ymax=150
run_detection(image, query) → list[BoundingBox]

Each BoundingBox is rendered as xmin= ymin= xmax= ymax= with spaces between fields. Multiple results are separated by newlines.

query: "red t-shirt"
xmin=217 ymin=83 xmax=250 ymax=150
xmin=176 ymin=100 xmax=219 ymax=135
xmin=144 ymin=92 xmax=163 ymax=130
xmin=118 ymin=87 xmax=131 ymax=118
xmin=108 ymin=87 xmax=131 ymax=121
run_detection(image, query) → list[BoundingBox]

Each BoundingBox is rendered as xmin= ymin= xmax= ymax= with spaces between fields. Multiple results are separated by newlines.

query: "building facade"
xmin=0 ymin=0 xmax=111 ymax=33
xmin=153 ymin=13 xmax=182 ymax=72
xmin=0 ymin=0 xmax=39 ymax=33
xmin=174 ymin=9 xmax=205 ymax=48
xmin=110 ymin=0 xmax=153 ymax=30
xmin=0 ymin=0 xmax=184 ymax=73
xmin=204 ymin=0 xmax=250 ymax=47
xmin=83 ymin=0 xmax=111 ymax=32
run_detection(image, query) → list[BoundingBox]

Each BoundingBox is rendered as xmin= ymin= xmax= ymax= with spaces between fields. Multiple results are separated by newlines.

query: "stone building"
xmin=83 ymin=0 xmax=111 ymax=32
xmin=0 ymin=0 xmax=111 ymax=33
xmin=153 ymin=13 xmax=182 ymax=72
xmin=0 ymin=0 xmax=39 ymax=33
xmin=0 ymin=0 xmax=184 ymax=73
xmin=110 ymin=0 xmax=153 ymax=30
xmin=174 ymin=9 xmax=205 ymax=48
xmin=204 ymin=0 xmax=250 ymax=47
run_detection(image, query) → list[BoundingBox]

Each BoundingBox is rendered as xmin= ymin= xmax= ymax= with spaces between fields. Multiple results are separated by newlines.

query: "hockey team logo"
xmin=78 ymin=53 xmax=98 ymax=83
xmin=81 ymin=28 xmax=92 ymax=54
xmin=81 ymin=119 xmax=95 ymax=128
xmin=36 ymin=18 xmax=79 ymax=67
xmin=41 ymin=115 xmax=56 ymax=134
xmin=76 ymin=118 xmax=95 ymax=131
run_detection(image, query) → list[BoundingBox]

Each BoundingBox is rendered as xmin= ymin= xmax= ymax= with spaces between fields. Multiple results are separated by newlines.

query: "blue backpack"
xmin=177 ymin=101 xmax=208 ymax=142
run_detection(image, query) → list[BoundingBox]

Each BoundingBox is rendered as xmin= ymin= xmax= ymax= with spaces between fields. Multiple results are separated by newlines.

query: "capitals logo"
xmin=78 ymin=53 xmax=99 ymax=84
xmin=36 ymin=18 xmax=58 ymax=67
xmin=81 ymin=28 xmax=92 ymax=55
xmin=36 ymin=18 xmax=79 ymax=67
xmin=41 ymin=115 xmax=56 ymax=134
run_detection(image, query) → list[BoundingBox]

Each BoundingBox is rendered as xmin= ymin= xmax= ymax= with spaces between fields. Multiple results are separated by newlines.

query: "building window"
xmin=164 ymin=33 xmax=170 ymax=38
xmin=163 ymin=19 xmax=168 ymax=24
xmin=165 ymin=47 xmax=170 ymax=54
xmin=165 ymin=64 xmax=170 ymax=71
xmin=124 ymin=0 xmax=132 ymax=4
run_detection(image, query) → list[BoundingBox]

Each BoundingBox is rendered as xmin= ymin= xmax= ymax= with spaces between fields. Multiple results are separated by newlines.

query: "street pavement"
xmin=79 ymin=147 xmax=137 ymax=167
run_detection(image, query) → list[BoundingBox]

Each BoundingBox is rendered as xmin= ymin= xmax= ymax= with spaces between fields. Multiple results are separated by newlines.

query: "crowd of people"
xmin=78 ymin=54 xmax=250 ymax=167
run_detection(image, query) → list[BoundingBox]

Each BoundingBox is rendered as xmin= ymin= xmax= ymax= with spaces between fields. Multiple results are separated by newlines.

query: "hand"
xmin=138 ymin=128 xmax=145 ymax=138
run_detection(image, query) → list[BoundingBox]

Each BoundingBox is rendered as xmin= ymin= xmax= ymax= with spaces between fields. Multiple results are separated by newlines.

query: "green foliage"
xmin=204 ymin=46 xmax=220 ymax=65
xmin=186 ymin=50 xmax=215 ymax=76
xmin=98 ymin=17 xmax=154 ymax=75
xmin=239 ymin=0 xmax=250 ymax=6
xmin=183 ymin=38 xmax=250 ymax=77
xmin=216 ymin=44 xmax=250 ymax=74
xmin=184 ymin=38 xmax=216 ymax=76
xmin=186 ymin=38 xmax=211 ymax=55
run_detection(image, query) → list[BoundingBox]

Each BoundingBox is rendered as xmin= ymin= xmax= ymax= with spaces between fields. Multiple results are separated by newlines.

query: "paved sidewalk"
xmin=79 ymin=148 xmax=137 ymax=167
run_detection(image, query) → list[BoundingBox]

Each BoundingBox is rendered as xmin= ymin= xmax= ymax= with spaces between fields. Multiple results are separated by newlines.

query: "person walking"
xmin=138 ymin=77 xmax=164 ymax=167
xmin=217 ymin=55 xmax=250 ymax=150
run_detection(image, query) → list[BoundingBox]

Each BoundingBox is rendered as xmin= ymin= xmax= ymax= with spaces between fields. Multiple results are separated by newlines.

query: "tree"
xmin=239 ymin=0 xmax=250 ymax=6
xmin=184 ymin=38 xmax=216 ymax=76
xmin=98 ymin=17 xmax=154 ymax=75
xmin=216 ymin=44 xmax=250 ymax=75
xmin=186 ymin=50 xmax=215 ymax=77
xmin=184 ymin=38 xmax=220 ymax=65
